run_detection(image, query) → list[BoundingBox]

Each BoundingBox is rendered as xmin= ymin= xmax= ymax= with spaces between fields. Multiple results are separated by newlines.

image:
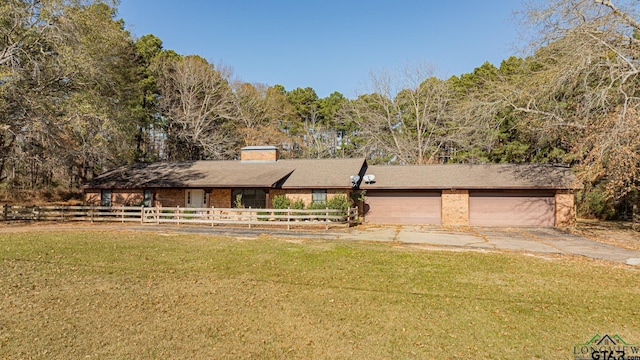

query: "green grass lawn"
xmin=0 ymin=230 xmax=639 ymax=359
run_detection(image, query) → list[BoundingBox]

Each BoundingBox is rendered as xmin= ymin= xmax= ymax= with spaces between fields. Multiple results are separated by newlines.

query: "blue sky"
xmin=117 ymin=1 xmax=525 ymax=98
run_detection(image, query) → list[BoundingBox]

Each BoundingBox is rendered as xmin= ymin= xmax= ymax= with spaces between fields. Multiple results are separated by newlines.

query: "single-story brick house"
xmin=84 ymin=146 xmax=366 ymax=210
xmin=84 ymin=146 xmax=582 ymax=227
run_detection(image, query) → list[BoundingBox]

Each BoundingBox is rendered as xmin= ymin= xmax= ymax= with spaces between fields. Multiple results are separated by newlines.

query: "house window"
xmin=143 ymin=189 xmax=152 ymax=207
xmin=100 ymin=189 xmax=112 ymax=207
xmin=312 ymin=189 xmax=327 ymax=204
xmin=232 ymin=189 xmax=267 ymax=208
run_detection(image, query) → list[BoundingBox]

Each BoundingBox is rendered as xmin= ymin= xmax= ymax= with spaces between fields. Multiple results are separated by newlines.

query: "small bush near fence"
xmin=326 ymin=195 xmax=351 ymax=210
xmin=271 ymin=195 xmax=350 ymax=221
xmin=272 ymin=194 xmax=351 ymax=211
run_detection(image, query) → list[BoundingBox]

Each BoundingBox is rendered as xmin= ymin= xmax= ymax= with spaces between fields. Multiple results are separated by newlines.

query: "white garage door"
xmin=365 ymin=191 xmax=441 ymax=225
xmin=469 ymin=192 xmax=555 ymax=226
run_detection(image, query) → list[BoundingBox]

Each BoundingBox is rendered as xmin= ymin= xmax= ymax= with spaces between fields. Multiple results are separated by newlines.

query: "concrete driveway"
xmin=334 ymin=225 xmax=640 ymax=266
xmin=116 ymin=224 xmax=640 ymax=266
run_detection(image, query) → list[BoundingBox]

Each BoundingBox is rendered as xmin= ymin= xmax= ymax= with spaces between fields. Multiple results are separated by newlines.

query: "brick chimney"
xmin=240 ymin=146 xmax=278 ymax=162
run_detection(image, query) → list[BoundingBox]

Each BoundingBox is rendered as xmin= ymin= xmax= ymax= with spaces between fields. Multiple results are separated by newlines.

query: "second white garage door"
xmin=469 ymin=192 xmax=555 ymax=226
xmin=365 ymin=191 xmax=441 ymax=225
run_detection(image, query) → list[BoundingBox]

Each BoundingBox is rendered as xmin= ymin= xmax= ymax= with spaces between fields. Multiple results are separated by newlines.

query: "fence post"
xmin=248 ymin=207 xmax=252 ymax=229
xmin=156 ymin=205 xmax=160 ymax=224
xmin=140 ymin=206 xmax=144 ymax=224
xmin=61 ymin=206 xmax=65 ymax=222
xmin=176 ymin=206 xmax=180 ymax=226
xmin=3 ymin=204 xmax=7 ymax=221
xmin=287 ymin=207 xmax=291 ymax=230
xmin=346 ymin=207 xmax=354 ymax=228
xmin=326 ymin=207 xmax=329 ymax=230
xmin=90 ymin=205 xmax=94 ymax=223
xmin=211 ymin=206 xmax=215 ymax=227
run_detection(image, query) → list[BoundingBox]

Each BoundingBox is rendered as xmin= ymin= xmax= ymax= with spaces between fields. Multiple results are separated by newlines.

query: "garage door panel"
xmin=365 ymin=191 xmax=441 ymax=225
xmin=470 ymin=192 xmax=555 ymax=226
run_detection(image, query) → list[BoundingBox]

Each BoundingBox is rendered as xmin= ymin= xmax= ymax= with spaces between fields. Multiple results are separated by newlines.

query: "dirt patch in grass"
xmin=1 ymin=230 xmax=639 ymax=359
xmin=570 ymin=220 xmax=640 ymax=250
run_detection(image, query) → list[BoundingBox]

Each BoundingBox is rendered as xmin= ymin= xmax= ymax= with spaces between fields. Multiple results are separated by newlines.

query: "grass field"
xmin=1 ymin=230 xmax=639 ymax=359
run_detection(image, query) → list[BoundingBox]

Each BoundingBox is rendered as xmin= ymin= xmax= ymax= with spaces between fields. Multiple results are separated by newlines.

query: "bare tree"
xmin=157 ymin=55 xmax=239 ymax=161
xmin=514 ymin=0 xmax=640 ymax=197
xmin=345 ymin=64 xmax=500 ymax=165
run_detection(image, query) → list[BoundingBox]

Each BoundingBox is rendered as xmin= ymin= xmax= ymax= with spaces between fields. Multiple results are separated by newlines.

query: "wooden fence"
xmin=1 ymin=205 xmax=358 ymax=229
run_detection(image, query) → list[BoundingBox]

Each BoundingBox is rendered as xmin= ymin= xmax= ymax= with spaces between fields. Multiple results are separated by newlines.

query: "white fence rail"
xmin=1 ymin=205 xmax=358 ymax=229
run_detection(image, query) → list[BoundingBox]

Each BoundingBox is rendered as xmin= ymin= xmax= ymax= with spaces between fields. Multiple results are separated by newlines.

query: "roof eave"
xmin=362 ymin=186 xmax=579 ymax=190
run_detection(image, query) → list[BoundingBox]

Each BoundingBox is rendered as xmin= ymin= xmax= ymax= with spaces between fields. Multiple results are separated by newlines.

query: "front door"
xmin=185 ymin=189 xmax=205 ymax=208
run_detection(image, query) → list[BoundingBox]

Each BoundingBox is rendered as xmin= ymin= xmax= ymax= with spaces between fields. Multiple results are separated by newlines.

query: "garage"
xmin=365 ymin=191 xmax=441 ymax=225
xmin=469 ymin=192 xmax=555 ymax=226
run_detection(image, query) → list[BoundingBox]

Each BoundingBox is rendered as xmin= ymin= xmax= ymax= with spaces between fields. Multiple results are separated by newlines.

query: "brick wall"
xmin=441 ymin=190 xmax=469 ymax=225
xmin=84 ymin=189 xmax=142 ymax=206
xmin=210 ymin=189 xmax=231 ymax=208
xmin=555 ymin=191 xmax=575 ymax=227
xmin=85 ymin=191 xmax=100 ymax=206
xmin=328 ymin=189 xmax=351 ymax=203
xmin=155 ymin=189 xmax=184 ymax=207
xmin=113 ymin=190 xmax=143 ymax=206
xmin=284 ymin=189 xmax=312 ymax=206
xmin=240 ymin=147 xmax=278 ymax=162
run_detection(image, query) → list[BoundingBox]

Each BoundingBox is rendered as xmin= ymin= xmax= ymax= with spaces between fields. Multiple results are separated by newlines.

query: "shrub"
xmin=272 ymin=195 xmax=291 ymax=209
xmin=257 ymin=211 xmax=270 ymax=221
xmin=234 ymin=194 xmax=243 ymax=208
xmin=291 ymin=199 xmax=305 ymax=210
xmin=326 ymin=194 xmax=351 ymax=211
xmin=271 ymin=195 xmax=292 ymax=219
xmin=307 ymin=201 xmax=328 ymax=210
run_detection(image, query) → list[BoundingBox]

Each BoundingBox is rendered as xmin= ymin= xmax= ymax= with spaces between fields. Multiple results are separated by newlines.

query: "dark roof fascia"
xmin=363 ymin=186 xmax=576 ymax=191
xmin=279 ymin=186 xmax=355 ymax=190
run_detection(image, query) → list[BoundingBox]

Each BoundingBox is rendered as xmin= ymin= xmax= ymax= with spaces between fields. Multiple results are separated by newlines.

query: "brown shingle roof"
xmin=361 ymin=164 xmax=582 ymax=190
xmin=86 ymin=158 xmax=367 ymax=189
xmin=277 ymin=158 xmax=366 ymax=188
xmin=86 ymin=160 xmax=581 ymax=191
xmin=86 ymin=161 xmax=294 ymax=189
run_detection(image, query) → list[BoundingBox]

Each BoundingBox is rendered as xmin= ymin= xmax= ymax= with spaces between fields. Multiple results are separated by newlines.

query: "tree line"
xmin=1 ymin=0 xmax=638 ymax=218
